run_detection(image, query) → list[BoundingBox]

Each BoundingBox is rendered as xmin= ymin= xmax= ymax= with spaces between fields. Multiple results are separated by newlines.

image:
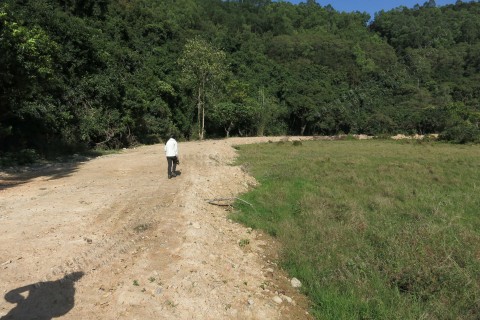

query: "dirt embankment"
xmin=0 ymin=137 xmax=312 ymax=320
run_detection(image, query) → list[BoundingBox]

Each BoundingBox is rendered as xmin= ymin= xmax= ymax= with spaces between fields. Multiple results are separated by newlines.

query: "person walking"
xmin=164 ymin=134 xmax=179 ymax=179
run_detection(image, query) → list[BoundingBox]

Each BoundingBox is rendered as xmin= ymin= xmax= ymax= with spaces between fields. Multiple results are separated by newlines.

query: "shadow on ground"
xmin=0 ymin=153 xmax=103 ymax=191
xmin=1 ymin=272 xmax=84 ymax=320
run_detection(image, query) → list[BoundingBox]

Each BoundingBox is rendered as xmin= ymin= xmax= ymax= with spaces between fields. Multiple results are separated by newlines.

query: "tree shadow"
xmin=1 ymin=272 xmax=84 ymax=320
xmin=0 ymin=155 xmax=98 ymax=191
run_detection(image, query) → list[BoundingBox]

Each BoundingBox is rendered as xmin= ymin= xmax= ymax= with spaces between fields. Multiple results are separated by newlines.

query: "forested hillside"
xmin=1 ymin=0 xmax=480 ymax=157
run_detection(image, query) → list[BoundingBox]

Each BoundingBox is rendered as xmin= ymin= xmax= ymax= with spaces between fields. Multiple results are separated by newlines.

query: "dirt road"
xmin=0 ymin=137 xmax=312 ymax=319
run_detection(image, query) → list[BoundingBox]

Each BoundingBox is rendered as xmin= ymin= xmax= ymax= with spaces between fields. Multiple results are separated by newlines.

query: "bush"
xmin=440 ymin=122 xmax=480 ymax=144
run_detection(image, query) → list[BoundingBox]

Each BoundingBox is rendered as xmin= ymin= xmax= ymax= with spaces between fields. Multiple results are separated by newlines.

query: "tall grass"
xmin=233 ymin=140 xmax=480 ymax=319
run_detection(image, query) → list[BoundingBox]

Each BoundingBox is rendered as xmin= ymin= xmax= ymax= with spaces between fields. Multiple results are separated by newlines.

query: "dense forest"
xmin=1 ymin=0 xmax=480 ymax=158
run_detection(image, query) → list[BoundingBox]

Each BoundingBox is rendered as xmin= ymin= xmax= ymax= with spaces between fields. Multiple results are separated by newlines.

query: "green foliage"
xmin=209 ymin=102 xmax=250 ymax=137
xmin=208 ymin=81 xmax=285 ymax=137
xmin=0 ymin=3 xmax=61 ymax=152
xmin=440 ymin=123 xmax=480 ymax=144
xmin=2 ymin=0 xmax=480 ymax=160
xmin=178 ymin=36 xmax=228 ymax=140
xmin=233 ymin=140 xmax=480 ymax=319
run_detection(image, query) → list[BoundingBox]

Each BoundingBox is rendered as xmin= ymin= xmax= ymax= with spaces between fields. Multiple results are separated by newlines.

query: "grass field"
xmin=232 ymin=139 xmax=480 ymax=319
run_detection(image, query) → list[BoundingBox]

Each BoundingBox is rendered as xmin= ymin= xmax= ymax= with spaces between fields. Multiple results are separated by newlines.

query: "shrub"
xmin=440 ymin=122 xmax=480 ymax=144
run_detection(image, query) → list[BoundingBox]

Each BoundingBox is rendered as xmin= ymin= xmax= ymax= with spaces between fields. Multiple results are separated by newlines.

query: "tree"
xmin=280 ymin=60 xmax=335 ymax=135
xmin=2 ymin=0 xmax=480 ymax=157
xmin=178 ymin=37 xmax=227 ymax=140
xmin=0 ymin=4 xmax=60 ymax=151
xmin=209 ymin=80 xmax=281 ymax=137
xmin=209 ymin=102 xmax=254 ymax=137
xmin=423 ymin=0 xmax=436 ymax=8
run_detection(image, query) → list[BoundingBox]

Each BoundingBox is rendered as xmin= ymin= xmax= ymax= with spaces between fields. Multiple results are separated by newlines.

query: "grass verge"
xmin=232 ymin=140 xmax=480 ymax=319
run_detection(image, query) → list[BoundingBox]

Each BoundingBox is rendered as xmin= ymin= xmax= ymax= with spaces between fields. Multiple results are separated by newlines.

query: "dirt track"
xmin=0 ymin=137 xmax=312 ymax=319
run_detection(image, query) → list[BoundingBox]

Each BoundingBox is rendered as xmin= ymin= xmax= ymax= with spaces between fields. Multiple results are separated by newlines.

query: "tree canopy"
xmin=1 ymin=0 xmax=480 ymax=158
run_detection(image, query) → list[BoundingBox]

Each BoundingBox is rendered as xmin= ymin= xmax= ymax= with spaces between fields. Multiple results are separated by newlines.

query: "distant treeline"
xmin=1 ymin=0 xmax=480 ymax=157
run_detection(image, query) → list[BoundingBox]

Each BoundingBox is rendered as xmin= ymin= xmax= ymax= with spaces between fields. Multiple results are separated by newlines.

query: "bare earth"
xmin=0 ymin=137 xmax=313 ymax=320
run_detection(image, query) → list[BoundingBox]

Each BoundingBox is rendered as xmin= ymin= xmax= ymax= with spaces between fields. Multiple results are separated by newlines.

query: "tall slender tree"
xmin=178 ymin=37 xmax=227 ymax=140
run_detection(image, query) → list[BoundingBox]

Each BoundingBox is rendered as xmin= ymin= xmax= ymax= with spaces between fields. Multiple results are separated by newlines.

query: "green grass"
xmin=232 ymin=140 xmax=480 ymax=319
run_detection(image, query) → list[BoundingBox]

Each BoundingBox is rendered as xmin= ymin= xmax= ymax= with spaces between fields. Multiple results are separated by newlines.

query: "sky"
xmin=284 ymin=0 xmax=460 ymax=18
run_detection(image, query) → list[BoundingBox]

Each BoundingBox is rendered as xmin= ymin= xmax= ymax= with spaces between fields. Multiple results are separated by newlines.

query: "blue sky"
xmin=284 ymin=0 xmax=460 ymax=18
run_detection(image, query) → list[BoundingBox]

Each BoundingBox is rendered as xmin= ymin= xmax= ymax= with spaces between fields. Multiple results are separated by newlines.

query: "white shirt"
xmin=164 ymin=138 xmax=178 ymax=157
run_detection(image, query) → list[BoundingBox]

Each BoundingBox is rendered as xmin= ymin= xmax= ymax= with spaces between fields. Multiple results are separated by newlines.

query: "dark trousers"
xmin=166 ymin=156 xmax=177 ymax=177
